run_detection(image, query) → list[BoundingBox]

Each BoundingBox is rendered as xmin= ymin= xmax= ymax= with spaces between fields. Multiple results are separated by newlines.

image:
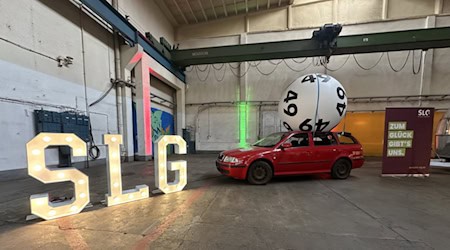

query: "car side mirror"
xmin=281 ymin=142 xmax=292 ymax=149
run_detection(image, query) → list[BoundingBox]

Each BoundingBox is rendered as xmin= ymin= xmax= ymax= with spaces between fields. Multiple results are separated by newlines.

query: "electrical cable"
xmin=228 ymin=62 xmax=241 ymax=69
xmin=387 ymin=50 xmax=411 ymax=72
xmin=88 ymin=122 xmax=100 ymax=160
xmin=212 ymin=63 xmax=225 ymax=70
xmin=320 ymin=55 xmax=350 ymax=71
xmin=283 ymin=58 xmax=313 ymax=72
xmin=353 ymin=53 xmax=384 ymax=70
xmin=312 ymin=56 xmax=322 ymax=67
xmin=412 ymin=50 xmax=423 ymax=75
xmin=248 ymin=61 xmax=262 ymax=67
xmin=0 ymin=37 xmax=58 ymax=62
xmin=292 ymin=57 xmax=308 ymax=64
xmin=213 ymin=63 xmax=227 ymax=82
xmin=196 ymin=65 xmax=209 ymax=72
xmin=313 ymin=74 xmax=321 ymax=137
xmin=268 ymin=59 xmax=283 ymax=65
xmin=89 ymin=82 xmax=116 ymax=107
xmin=229 ymin=62 xmax=251 ymax=78
xmin=80 ymin=3 xmax=97 ymax=166
xmin=195 ymin=64 xmax=212 ymax=81
xmin=255 ymin=61 xmax=279 ymax=75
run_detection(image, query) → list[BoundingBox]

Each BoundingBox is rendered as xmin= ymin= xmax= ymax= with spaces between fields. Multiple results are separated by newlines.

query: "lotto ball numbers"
xmin=278 ymin=74 xmax=347 ymax=132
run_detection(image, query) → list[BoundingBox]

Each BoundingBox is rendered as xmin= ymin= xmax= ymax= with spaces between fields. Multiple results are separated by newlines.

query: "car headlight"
xmin=223 ymin=156 xmax=240 ymax=163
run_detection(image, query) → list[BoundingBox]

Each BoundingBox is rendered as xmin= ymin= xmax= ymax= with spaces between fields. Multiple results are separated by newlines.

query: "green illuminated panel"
xmin=239 ymin=103 xmax=249 ymax=148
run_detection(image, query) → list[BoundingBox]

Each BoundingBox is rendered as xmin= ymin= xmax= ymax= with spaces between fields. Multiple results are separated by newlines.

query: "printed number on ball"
xmin=278 ymin=74 xmax=347 ymax=132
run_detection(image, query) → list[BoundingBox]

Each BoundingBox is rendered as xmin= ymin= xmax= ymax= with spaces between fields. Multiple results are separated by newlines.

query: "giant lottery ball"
xmin=278 ymin=73 xmax=347 ymax=132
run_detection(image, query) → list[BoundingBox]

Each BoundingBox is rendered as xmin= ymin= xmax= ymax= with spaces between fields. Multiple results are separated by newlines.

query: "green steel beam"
xmin=171 ymin=27 xmax=450 ymax=67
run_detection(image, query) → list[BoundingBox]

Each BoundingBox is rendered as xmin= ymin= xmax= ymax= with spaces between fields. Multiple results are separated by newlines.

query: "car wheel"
xmin=331 ymin=159 xmax=352 ymax=179
xmin=247 ymin=161 xmax=273 ymax=185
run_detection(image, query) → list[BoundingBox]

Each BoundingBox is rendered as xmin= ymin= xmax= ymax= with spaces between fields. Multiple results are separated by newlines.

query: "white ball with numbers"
xmin=278 ymin=73 xmax=347 ymax=132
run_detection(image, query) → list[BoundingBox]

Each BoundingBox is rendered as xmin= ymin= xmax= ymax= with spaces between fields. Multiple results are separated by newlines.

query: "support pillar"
xmin=419 ymin=16 xmax=436 ymax=105
xmin=120 ymin=45 xmax=143 ymax=161
xmin=176 ymin=87 xmax=186 ymax=136
xmin=133 ymin=52 xmax=153 ymax=160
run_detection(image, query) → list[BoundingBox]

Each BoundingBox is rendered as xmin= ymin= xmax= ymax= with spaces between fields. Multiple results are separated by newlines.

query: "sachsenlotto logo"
xmin=418 ymin=109 xmax=431 ymax=118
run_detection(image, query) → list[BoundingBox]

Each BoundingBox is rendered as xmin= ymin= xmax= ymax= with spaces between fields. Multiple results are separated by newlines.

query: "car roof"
xmin=288 ymin=131 xmax=333 ymax=135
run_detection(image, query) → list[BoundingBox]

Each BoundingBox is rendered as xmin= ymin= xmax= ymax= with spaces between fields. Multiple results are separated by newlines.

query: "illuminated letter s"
xmin=27 ymin=133 xmax=90 ymax=220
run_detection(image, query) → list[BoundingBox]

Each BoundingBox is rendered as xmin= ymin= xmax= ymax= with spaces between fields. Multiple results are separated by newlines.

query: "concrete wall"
xmin=0 ymin=0 xmax=178 ymax=171
xmin=179 ymin=13 xmax=450 ymax=152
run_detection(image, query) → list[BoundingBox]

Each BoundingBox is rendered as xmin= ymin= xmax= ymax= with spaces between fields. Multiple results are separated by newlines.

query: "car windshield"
xmin=253 ymin=132 xmax=288 ymax=147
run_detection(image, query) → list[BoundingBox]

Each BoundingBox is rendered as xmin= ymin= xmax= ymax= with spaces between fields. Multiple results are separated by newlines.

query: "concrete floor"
xmin=1 ymin=155 xmax=450 ymax=249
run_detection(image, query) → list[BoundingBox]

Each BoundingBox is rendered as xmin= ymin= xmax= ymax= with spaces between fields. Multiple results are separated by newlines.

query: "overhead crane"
xmin=80 ymin=0 xmax=450 ymax=79
xmin=171 ymin=25 xmax=450 ymax=67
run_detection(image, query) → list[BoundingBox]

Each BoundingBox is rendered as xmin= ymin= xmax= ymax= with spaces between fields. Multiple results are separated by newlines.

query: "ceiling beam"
xmin=222 ymin=0 xmax=228 ymax=16
xmin=198 ymin=0 xmax=208 ymax=21
xmin=155 ymin=0 xmax=178 ymax=26
xmin=209 ymin=0 xmax=218 ymax=18
xmin=173 ymin=0 xmax=189 ymax=24
xmin=190 ymin=1 xmax=282 ymax=19
xmin=172 ymin=27 xmax=450 ymax=67
xmin=185 ymin=0 xmax=199 ymax=23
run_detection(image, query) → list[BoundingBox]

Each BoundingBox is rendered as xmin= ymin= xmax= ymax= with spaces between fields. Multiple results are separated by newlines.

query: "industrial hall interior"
xmin=3 ymin=0 xmax=450 ymax=249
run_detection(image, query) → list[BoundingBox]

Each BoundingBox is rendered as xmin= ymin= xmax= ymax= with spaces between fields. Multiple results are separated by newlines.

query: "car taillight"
xmin=352 ymin=150 xmax=363 ymax=156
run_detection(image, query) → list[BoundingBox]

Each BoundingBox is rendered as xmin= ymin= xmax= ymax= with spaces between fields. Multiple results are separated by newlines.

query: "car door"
xmin=310 ymin=132 xmax=341 ymax=172
xmin=273 ymin=132 xmax=315 ymax=174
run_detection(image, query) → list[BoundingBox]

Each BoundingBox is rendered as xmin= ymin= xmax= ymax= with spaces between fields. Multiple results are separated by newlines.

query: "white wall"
xmin=0 ymin=0 xmax=119 ymax=170
xmin=118 ymin=0 xmax=175 ymax=44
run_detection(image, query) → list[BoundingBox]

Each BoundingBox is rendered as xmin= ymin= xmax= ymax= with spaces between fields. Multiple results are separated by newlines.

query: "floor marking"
xmin=58 ymin=217 xmax=90 ymax=250
xmin=134 ymin=185 xmax=210 ymax=250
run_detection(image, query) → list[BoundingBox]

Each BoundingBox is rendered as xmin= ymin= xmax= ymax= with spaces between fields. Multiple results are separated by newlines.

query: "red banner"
xmin=382 ymin=107 xmax=434 ymax=176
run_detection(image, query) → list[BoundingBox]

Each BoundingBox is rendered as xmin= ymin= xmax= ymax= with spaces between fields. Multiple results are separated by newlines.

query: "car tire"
xmin=331 ymin=159 xmax=352 ymax=179
xmin=247 ymin=161 xmax=273 ymax=185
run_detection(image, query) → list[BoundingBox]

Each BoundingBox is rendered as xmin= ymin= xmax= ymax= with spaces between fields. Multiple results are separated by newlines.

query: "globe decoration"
xmin=278 ymin=73 xmax=347 ymax=132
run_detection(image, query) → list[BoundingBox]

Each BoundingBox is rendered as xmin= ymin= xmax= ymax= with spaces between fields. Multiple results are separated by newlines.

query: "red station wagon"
xmin=216 ymin=131 xmax=364 ymax=184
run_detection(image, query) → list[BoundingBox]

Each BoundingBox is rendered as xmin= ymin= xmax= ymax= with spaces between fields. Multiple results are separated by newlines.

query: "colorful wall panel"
xmin=151 ymin=107 xmax=174 ymax=155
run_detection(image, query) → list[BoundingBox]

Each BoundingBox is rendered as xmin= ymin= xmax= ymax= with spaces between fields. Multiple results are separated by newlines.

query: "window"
xmin=313 ymin=133 xmax=337 ymax=146
xmin=337 ymin=133 xmax=357 ymax=144
xmin=285 ymin=133 xmax=309 ymax=147
xmin=253 ymin=132 xmax=289 ymax=147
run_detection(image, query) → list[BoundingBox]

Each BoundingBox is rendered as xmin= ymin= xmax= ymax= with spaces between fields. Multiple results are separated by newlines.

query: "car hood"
xmin=221 ymin=146 xmax=272 ymax=158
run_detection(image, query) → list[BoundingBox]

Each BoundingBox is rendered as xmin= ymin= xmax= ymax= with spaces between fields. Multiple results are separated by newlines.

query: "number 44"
xmin=27 ymin=133 xmax=187 ymax=220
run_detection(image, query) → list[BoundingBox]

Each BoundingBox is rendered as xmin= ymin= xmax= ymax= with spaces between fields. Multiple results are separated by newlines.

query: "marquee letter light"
xmin=154 ymin=135 xmax=187 ymax=194
xmin=26 ymin=133 xmax=90 ymax=220
xmin=104 ymin=134 xmax=149 ymax=206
